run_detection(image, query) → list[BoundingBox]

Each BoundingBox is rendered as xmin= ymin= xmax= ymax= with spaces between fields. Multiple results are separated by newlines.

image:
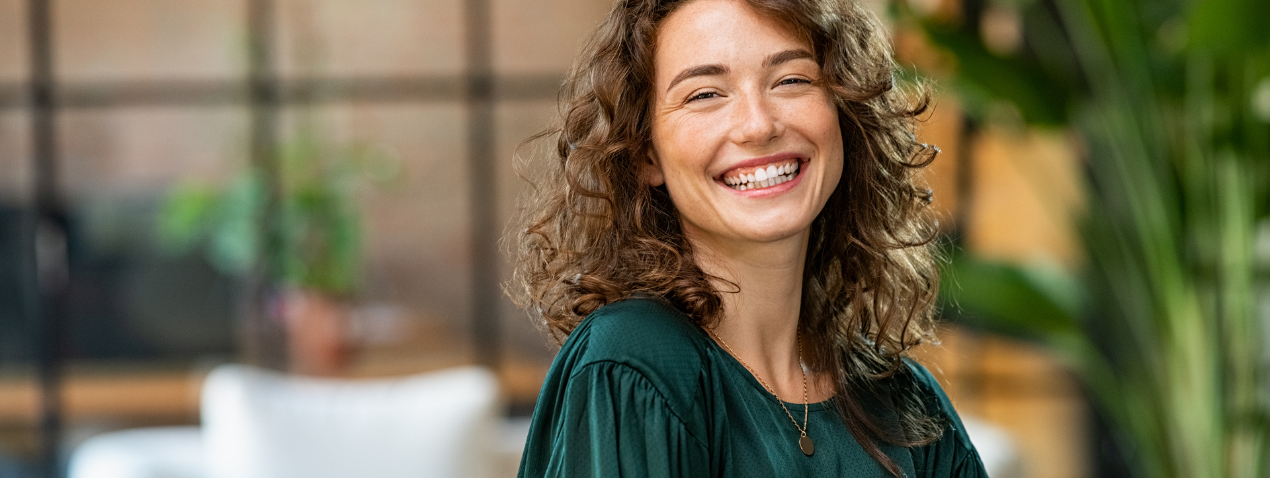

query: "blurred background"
xmin=0 ymin=0 xmax=1265 ymax=477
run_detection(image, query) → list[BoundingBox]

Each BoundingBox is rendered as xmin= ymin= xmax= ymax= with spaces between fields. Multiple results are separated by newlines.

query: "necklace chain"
xmin=709 ymin=330 xmax=809 ymax=438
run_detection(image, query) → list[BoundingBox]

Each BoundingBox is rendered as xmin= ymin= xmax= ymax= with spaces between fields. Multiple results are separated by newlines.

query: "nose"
xmin=729 ymin=92 xmax=782 ymax=146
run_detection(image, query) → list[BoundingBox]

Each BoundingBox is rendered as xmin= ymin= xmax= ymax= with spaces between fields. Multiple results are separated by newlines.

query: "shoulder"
xmin=895 ymin=358 xmax=960 ymax=428
xmin=559 ymin=297 xmax=713 ymax=412
xmin=518 ymin=298 xmax=714 ymax=476
xmin=901 ymin=358 xmax=946 ymax=401
xmin=575 ymin=298 xmax=707 ymax=356
xmin=901 ymin=358 xmax=987 ymax=475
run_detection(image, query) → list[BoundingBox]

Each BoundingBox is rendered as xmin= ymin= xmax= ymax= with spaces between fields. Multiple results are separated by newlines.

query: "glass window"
xmin=276 ymin=0 xmax=465 ymax=78
xmin=0 ymin=0 xmax=27 ymax=83
xmin=54 ymin=0 xmax=246 ymax=81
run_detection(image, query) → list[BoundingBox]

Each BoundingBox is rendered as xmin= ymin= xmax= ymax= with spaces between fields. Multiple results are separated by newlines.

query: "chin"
xmin=730 ymin=219 xmax=814 ymax=244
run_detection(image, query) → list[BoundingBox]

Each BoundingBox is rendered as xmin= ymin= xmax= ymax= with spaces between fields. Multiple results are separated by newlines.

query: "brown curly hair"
xmin=506 ymin=0 xmax=942 ymax=473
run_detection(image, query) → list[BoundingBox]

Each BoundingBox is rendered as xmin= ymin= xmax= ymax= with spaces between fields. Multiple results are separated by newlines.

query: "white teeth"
xmin=722 ymin=161 xmax=802 ymax=191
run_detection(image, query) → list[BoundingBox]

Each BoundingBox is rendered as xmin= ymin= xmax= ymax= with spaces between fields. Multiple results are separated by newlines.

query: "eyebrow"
xmin=764 ymin=49 xmax=813 ymax=68
xmin=664 ymin=49 xmax=816 ymax=92
xmin=667 ymin=64 xmax=728 ymax=92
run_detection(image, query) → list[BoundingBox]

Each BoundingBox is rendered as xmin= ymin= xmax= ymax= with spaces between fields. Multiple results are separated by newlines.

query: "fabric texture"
xmin=517 ymin=297 xmax=988 ymax=477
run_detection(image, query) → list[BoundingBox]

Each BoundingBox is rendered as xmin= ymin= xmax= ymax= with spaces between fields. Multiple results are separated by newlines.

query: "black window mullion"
xmin=26 ymin=0 xmax=68 ymax=476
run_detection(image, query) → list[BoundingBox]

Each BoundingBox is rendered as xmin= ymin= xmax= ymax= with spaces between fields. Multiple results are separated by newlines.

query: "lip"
xmin=714 ymin=152 xmax=808 ymax=198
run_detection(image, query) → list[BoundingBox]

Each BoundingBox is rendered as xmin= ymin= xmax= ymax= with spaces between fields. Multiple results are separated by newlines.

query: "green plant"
xmin=910 ymin=0 xmax=1270 ymax=476
xmin=157 ymin=129 xmax=396 ymax=297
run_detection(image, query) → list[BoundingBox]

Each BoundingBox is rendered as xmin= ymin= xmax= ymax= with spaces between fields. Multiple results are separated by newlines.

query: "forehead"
xmin=653 ymin=0 xmax=812 ymax=78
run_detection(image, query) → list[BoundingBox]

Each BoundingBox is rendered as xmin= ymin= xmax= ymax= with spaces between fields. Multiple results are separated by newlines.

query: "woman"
xmin=508 ymin=0 xmax=987 ymax=475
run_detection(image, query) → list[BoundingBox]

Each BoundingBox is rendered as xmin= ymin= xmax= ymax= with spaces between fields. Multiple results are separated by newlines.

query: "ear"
xmin=640 ymin=150 xmax=666 ymax=187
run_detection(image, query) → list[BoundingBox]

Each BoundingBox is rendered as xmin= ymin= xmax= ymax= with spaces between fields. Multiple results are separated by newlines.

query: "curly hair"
xmin=506 ymin=0 xmax=942 ymax=473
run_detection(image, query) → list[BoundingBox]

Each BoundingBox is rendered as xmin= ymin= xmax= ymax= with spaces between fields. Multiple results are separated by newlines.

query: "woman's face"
xmin=647 ymin=0 xmax=843 ymax=250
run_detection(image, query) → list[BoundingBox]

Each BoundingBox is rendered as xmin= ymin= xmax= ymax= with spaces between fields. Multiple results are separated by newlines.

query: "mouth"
xmin=718 ymin=158 xmax=802 ymax=191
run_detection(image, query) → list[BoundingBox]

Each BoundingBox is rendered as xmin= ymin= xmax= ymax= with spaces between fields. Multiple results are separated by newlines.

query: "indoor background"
xmin=0 ymin=0 xmax=1266 ymax=477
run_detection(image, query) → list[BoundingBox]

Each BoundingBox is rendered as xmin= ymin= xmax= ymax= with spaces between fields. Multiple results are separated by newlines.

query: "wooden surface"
xmin=0 ymin=370 xmax=202 ymax=424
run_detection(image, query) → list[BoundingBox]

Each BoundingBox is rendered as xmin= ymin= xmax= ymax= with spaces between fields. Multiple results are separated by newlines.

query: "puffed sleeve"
xmin=906 ymin=361 xmax=990 ymax=477
xmin=520 ymin=361 xmax=710 ymax=478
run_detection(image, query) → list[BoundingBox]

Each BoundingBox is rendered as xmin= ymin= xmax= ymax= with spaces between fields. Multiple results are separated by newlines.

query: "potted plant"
xmin=157 ymin=127 xmax=397 ymax=375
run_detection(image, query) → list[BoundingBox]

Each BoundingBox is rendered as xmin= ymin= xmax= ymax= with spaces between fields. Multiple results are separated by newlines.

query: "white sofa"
xmin=70 ymin=365 xmax=506 ymax=478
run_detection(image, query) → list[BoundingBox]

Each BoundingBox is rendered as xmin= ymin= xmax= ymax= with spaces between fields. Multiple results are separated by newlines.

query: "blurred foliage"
xmin=157 ymin=129 xmax=399 ymax=297
xmin=912 ymin=0 xmax=1270 ymax=476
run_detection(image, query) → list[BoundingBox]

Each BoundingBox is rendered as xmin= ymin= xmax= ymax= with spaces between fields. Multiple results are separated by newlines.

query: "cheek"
xmin=824 ymin=156 xmax=844 ymax=194
xmin=816 ymin=111 xmax=845 ymax=186
xmin=654 ymin=123 xmax=714 ymax=180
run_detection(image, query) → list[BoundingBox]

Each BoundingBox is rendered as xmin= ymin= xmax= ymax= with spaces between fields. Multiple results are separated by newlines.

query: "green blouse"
xmin=517 ymin=298 xmax=988 ymax=477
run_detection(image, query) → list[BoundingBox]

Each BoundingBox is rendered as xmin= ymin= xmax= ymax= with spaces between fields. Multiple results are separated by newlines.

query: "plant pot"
xmin=280 ymin=288 xmax=354 ymax=376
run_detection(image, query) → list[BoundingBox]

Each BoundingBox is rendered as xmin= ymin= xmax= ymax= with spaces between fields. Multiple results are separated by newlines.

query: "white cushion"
xmin=962 ymin=415 xmax=1025 ymax=478
xmin=201 ymin=365 xmax=499 ymax=478
xmin=68 ymin=427 xmax=205 ymax=478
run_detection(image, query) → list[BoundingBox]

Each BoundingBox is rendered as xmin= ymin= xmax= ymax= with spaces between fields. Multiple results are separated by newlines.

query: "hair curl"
xmin=506 ymin=0 xmax=942 ymax=474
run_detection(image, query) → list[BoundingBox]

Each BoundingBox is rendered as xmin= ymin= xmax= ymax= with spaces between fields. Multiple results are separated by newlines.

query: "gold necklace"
xmin=710 ymin=330 xmax=815 ymax=456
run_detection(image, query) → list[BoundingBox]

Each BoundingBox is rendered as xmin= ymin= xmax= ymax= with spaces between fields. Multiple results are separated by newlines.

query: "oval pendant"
xmin=799 ymin=435 xmax=815 ymax=456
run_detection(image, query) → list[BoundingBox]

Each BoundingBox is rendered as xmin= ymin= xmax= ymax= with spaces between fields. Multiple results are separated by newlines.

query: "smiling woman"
xmin=507 ymin=0 xmax=986 ymax=476
xmin=645 ymin=0 xmax=843 ymax=250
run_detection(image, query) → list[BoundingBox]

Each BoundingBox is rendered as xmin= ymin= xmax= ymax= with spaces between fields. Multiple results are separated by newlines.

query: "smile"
xmin=720 ymin=159 xmax=801 ymax=191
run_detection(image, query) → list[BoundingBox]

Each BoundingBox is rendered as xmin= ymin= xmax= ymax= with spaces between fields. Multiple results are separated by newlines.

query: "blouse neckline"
xmin=694 ymin=325 xmax=837 ymax=412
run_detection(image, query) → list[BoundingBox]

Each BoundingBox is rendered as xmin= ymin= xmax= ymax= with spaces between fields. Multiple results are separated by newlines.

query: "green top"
xmin=517 ymin=298 xmax=988 ymax=477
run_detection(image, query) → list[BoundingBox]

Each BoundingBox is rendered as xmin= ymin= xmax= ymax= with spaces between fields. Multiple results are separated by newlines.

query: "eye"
xmin=777 ymin=77 xmax=812 ymax=87
xmin=686 ymin=91 xmax=720 ymax=103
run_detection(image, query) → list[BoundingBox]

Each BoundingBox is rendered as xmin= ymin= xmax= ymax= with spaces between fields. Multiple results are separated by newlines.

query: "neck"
xmin=688 ymin=228 xmax=809 ymax=400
